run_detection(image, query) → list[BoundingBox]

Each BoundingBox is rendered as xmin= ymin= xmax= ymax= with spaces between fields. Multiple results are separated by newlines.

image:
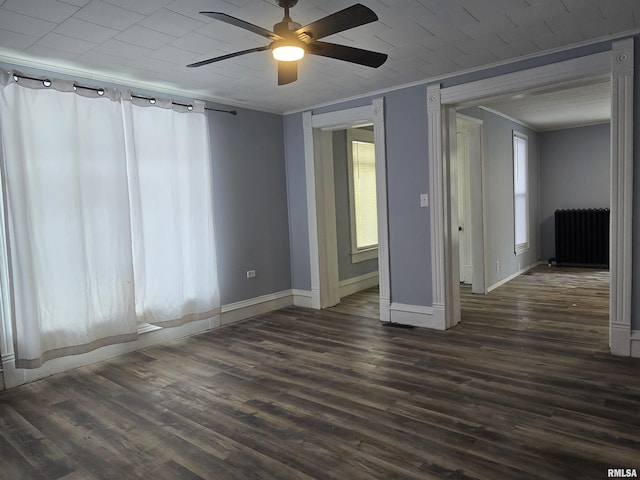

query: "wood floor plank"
xmin=0 ymin=266 xmax=639 ymax=479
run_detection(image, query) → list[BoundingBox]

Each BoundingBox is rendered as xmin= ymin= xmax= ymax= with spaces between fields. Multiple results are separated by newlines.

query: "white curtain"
xmin=0 ymin=73 xmax=137 ymax=368
xmin=123 ymin=96 xmax=219 ymax=327
xmin=0 ymin=72 xmax=220 ymax=368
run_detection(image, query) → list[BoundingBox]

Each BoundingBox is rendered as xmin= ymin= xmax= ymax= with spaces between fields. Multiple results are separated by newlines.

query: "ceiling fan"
xmin=187 ymin=0 xmax=388 ymax=85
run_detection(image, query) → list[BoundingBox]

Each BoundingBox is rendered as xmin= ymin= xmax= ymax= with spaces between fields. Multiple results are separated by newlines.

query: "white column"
xmin=427 ymin=84 xmax=447 ymax=328
xmin=372 ymin=98 xmax=391 ymax=322
xmin=610 ymin=38 xmax=634 ymax=355
xmin=302 ymin=111 xmax=321 ymax=309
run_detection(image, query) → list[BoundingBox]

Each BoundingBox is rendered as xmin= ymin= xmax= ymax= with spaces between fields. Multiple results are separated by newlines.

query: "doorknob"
xmin=458 ymin=226 xmax=463 ymax=231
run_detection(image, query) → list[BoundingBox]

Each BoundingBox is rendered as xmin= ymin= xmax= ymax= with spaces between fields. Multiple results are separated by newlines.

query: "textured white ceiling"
xmin=481 ymin=80 xmax=612 ymax=131
xmin=0 ymin=0 xmax=638 ymax=115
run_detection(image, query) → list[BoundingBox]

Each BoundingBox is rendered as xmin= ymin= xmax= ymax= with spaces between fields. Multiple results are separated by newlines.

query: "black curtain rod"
xmin=10 ymin=73 xmax=237 ymax=116
xmin=12 ymin=73 xmax=106 ymax=94
xmin=206 ymin=107 xmax=238 ymax=116
xmin=131 ymin=94 xmax=237 ymax=116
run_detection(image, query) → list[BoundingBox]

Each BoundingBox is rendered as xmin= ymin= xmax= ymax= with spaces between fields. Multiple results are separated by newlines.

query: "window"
xmin=0 ymin=73 xmax=219 ymax=369
xmin=347 ymin=127 xmax=378 ymax=263
xmin=513 ymin=131 xmax=529 ymax=254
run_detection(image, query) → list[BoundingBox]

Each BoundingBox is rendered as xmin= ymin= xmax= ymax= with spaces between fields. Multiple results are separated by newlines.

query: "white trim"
xmin=372 ymin=98 xmax=391 ymax=322
xmin=312 ymin=105 xmax=373 ymax=130
xmin=427 ymin=85 xmax=447 ymax=331
xmin=313 ymin=129 xmax=341 ymax=308
xmin=429 ymin=48 xmax=632 ymax=355
xmin=2 ymin=315 xmax=219 ymax=389
xmin=389 ymin=303 xmax=439 ymax=329
xmin=487 ymin=263 xmax=537 ymax=293
xmin=513 ymin=131 xmax=530 ymax=256
xmin=609 ymin=38 xmax=634 ymax=356
xmin=459 ymin=117 xmax=488 ymax=295
xmin=0 ymin=52 xmax=282 ymax=115
xmin=457 ymin=115 xmax=486 ymax=294
xmin=303 ymin=111 xmax=321 ymax=310
xmin=483 ymin=109 xmax=611 ymax=133
xmin=0 ymin=289 xmax=310 ymax=389
xmin=3 ymin=29 xmax=634 ymax=117
xmin=346 ymin=127 xmax=378 ymax=258
xmin=137 ymin=323 xmax=163 ymax=335
xmin=630 ymin=331 xmax=640 ymax=357
xmin=303 ymin=98 xmax=391 ymax=321
xmin=456 ymin=113 xmax=484 ymax=125
xmin=339 ymin=271 xmax=379 ymax=298
xmin=351 ymin=247 xmax=378 ymax=263
xmin=284 ymin=30 xmax=640 ymax=116
xmin=440 ymin=51 xmax=611 ymax=105
xmin=292 ymin=289 xmax=313 ymax=308
xmin=479 ymin=106 xmax=537 ymax=131
xmin=221 ymin=290 xmax=293 ymax=325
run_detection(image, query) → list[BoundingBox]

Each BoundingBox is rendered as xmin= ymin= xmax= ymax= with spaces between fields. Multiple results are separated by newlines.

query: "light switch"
xmin=420 ymin=193 xmax=429 ymax=207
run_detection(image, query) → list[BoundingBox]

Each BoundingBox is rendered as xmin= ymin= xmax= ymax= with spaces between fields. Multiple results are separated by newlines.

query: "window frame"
xmin=346 ymin=127 xmax=378 ymax=263
xmin=512 ymin=130 xmax=529 ymax=255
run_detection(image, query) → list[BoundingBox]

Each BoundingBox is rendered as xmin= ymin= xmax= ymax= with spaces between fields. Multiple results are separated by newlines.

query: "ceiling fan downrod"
xmin=275 ymin=0 xmax=301 ymax=35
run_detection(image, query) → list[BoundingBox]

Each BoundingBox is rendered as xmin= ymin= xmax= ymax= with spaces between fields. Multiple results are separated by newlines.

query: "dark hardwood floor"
xmin=1 ymin=266 xmax=639 ymax=479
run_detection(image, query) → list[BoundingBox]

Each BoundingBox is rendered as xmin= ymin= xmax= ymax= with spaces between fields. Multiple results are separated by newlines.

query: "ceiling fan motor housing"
xmin=273 ymin=19 xmax=303 ymax=38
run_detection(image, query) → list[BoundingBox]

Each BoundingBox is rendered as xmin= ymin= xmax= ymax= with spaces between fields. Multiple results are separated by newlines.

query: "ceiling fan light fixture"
xmin=272 ymin=43 xmax=305 ymax=62
xmin=190 ymin=3 xmax=387 ymax=84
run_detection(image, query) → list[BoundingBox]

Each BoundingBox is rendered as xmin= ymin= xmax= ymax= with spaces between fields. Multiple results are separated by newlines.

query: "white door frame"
xmin=303 ymin=98 xmax=391 ymax=320
xmin=456 ymin=114 xmax=486 ymax=292
xmin=427 ymin=40 xmax=634 ymax=355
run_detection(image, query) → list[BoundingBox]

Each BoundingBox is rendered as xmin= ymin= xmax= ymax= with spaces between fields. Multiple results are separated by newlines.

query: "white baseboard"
xmin=610 ymin=323 xmax=631 ymax=356
xmin=292 ymin=289 xmax=313 ymax=308
xmin=630 ymin=330 xmax=640 ymax=357
xmin=1 ymin=289 xmax=300 ymax=389
xmin=221 ymin=290 xmax=293 ymax=325
xmin=339 ymin=271 xmax=379 ymax=298
xmin=487 ymin=263 xmax=537 ymax=293
xmin=389 ymin=302 xmax=439 ymax=329
xmin=380 ymin=297 xmax=390 ymax=322
xmin=1 ymin=315 xmax=218 ymax=389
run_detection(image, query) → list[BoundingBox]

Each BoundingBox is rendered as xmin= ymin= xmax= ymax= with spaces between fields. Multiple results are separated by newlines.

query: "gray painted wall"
xmin=539 ymin=124 xmax=611 ymax=261
xmin=285 ymin=37 xmax=640 ymax=332
xmin=283 ymin=112 xmax=311 ymax=291
xmin=332 ymin=130 xmax=378 ymax=282
xmin=460 ymin=108 xmax=540 ymax=287
xmin=284 ymin=85 xmax=432 ymax=307
xmin=0 ymin=61 xmax=293 ymax=307
xmin=209 ymin=106 xmax=291 ymax=305
xmin=385 ymin=86 xmax=432 ymax=306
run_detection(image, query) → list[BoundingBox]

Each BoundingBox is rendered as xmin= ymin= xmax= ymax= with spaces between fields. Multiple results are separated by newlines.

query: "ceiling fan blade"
xmin=307 ymin=41 xmax=387 ymax=68
xmin=278 ymin=61 xmax=298 ymax=85
xmin=187 ymin=46 xmax=271 ymax=68
xmin=295 ymin=4 xmax=378 ymax=41
xmin=200 ymin=12 xmax=282 ymax=41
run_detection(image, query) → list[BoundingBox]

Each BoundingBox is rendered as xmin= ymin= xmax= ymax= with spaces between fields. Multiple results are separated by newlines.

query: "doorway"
xmin=427 ymin=40 xmax=634 ymax=355
xmin=456 ymin=114 xmax=485 ymax=294
xmin=302 ymin=98 xmax=391 ymax=321
xmin=335 ymin=126 xmax=380 ymax=301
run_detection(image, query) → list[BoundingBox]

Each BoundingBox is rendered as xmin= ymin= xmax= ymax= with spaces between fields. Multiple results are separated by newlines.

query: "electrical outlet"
xmin=246 ymin=270 xmax=256 ymax=279
xmin=496 ymin=260 xmax=500 ymax=272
